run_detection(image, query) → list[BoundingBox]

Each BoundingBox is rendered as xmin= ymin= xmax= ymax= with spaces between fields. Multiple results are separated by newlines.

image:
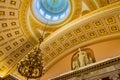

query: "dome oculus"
xmin=32 ymin=0 xmax=70 ymax=24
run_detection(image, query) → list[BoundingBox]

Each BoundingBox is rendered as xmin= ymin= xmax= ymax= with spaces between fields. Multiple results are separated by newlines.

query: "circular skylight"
xmin=32 ymin=0 xmax=70 ymax=24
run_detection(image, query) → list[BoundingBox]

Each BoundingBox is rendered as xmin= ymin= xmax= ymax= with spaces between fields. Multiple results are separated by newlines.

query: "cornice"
xmin=51 ymin=55 xmax=120 ymax=80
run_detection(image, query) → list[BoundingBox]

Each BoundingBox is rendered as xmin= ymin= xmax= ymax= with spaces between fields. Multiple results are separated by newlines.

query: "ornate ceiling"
xmin=0 ymin=0 xmax=33 ymax=77
xmin=41 ymin=2 xmax=120 ymax=69
xmin=0 ymin=0 xmax=120 ymax=78
xmin=32 ymin=0 xmax=70 ymax=24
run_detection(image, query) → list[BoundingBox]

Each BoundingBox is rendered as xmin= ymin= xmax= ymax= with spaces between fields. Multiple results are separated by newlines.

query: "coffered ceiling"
xmin=0 ymin=0 xmax=120 ymax=78
xmin=41 ymin=2 xmax=120 ymax=69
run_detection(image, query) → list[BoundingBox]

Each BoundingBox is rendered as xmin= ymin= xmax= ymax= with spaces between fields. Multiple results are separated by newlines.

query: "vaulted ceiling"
xmin=0 ymin=0 xmax=120 ymax=78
